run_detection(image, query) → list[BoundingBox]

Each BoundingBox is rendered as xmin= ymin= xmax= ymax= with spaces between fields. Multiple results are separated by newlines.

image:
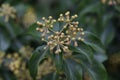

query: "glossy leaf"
xmin=42 ymin=72 xmax=59 ymax=80
xmin=83 ymin=31 xmax=107 ymax=62
xmin=53 ymin=53 xmax=63 ymax=72
xmin=101 ymin=25 xmax=115 ymax=46
xmin=72 ymin=55 xmax=108 ymax=80
xmin=0 ymin=28 xmax=11 ymax=51
xmin=86 ymin=60 xmax=108 ymax=80
xmin=69 ymin=41 xmax=93 ymax=63
xmin=63 ymin=59 xmax=83 ymax=80
xmin=79 ymin=2 xmax=100 ymax=17
xmin=26 ymin=23 xmax=41 ymax=39
xmin=29 ymin=45 xmax=49 ymax=79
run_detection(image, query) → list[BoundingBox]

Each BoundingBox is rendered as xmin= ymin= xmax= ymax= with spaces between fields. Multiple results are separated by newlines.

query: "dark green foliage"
xmin=29 ymin=22 xmax=108 ymax=80
xmin=0 ymin=0 xmax=120 ymax=80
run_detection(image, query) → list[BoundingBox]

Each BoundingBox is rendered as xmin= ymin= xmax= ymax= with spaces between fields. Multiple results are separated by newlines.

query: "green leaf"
xmin=42 ymin=72 xmax=59 ymax=80
xmin=86 ymin=60 xmax=108 ymax=80
xmin=115 ymin=5 xmax=120 ymax=12
xmin=101 ymin=25 xmax=115 ymax=46
xmin=0 ymin=67 xmax=16 ymax=80
xmin=0 ymin=28 xmax=11 ymax=51
xmin=102 ymin=13 xmax=113 ymax=28
xmin=10 ymin=20 xmax=23 ymax=36
xmin=79 ymin=2 xmax=100 ymax=16
xmin=29 ymin=45 xmax=49 ymax=79
xmin=72 ymin=54 xmax=91 ymax=67
xmin=69 ymin=41 xmax=93 ymax=63
xmin=26 ymin=23 xmax=41 ymax=39
xmin=72 ymin=55 xmax=108 ymax=80
xmin=14 ymin=3 xmax=28 ymax=17
xmin=53 ymin=53 xmax=63 ymax=72
xmin=63 ymin=59 xmax=83 ymax=80
xmin=83 ymin=31 xmax=107 ymax=62
xmin=52 ymin=72 xmax=60 ymax=80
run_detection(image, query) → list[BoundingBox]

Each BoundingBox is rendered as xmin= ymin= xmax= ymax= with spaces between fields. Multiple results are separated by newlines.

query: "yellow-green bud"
xmin=49 ymin=16 xmax=52 ymax=19
xmin=65 ymin=11 xmax=70 ymax=15
xmin=81 ymin=32 xmax=85 ymax=35
xmin=36 ymin=28 xmax=40 ymax=31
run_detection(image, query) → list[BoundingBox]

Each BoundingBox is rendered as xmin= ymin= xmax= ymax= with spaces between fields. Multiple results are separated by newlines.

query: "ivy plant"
xmin=28 ymin=11 xmax=108 ymax=80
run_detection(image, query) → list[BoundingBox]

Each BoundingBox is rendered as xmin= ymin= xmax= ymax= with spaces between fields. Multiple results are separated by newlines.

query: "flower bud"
xmin=49 ymin=16 xmax=52 ymax=19
xmin=42 ymin=17 xmax=45 ymax=20
xmin=65 ymin=11 xmax=70 ymax=15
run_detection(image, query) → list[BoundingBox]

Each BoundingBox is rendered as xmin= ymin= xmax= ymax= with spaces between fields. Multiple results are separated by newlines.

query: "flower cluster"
xmin=36 ymin=11 xmax=85 ymax=54
xmin=101 ymin=0 xmax=120 ymax=5
xmin=0 ymin=3 xmax=16 ymax=22
xmin=36 ymin=16 xmax=56 ymax=37
xmin=19 ymin=46 xmax=33 ymax=59
xmin=0 ymin=46 xmax=55 ymax=80
xmin=23 ymin=8 xmax=37 ymax=27
xmin=3 ymin=53 xmax=32 ymax=80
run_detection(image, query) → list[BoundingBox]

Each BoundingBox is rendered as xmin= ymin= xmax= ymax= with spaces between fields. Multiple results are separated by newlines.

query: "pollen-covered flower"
xmin=36 ymin=11 xmax=85 ymax=54
xmin=0 ymin=3 xmax=16 ymax=22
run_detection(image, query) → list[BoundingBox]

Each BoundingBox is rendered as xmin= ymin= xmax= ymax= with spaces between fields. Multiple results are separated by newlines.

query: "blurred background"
xmin=0 ymin=0 xmax=120 ymax=80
